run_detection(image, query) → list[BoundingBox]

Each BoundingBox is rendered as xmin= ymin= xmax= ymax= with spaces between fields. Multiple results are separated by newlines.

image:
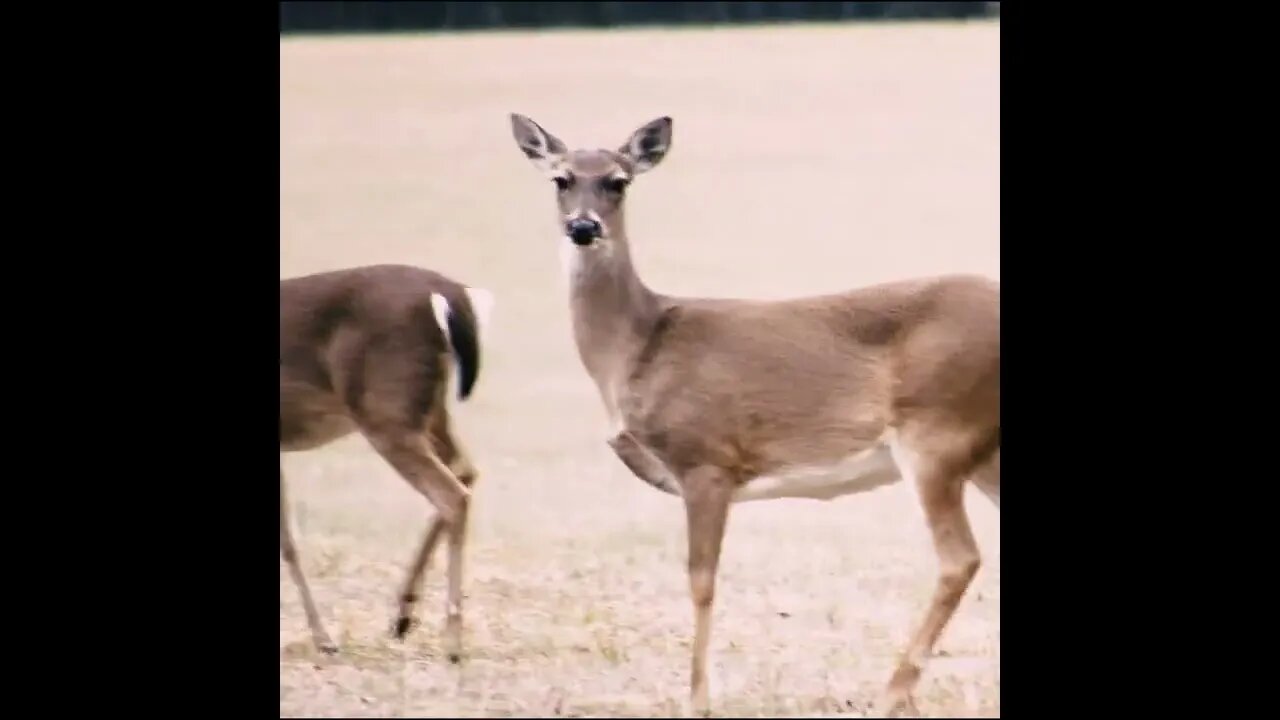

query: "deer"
xmin=280 ymin=263 xmax=494 ymax=662
xmin=508 ymin=114 xmax=999 ymax=716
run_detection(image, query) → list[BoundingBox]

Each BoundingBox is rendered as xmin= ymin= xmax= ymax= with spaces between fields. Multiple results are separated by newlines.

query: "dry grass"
xmin=280 ymin=19 xmax=999 ymax=718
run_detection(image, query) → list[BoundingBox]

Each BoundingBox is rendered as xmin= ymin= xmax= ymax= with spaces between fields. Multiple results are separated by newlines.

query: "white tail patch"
xmin=431 ymin=288 xmax=495 ymax=347
xmin=463 ymin=286 xmax=495 ymax=345
xmin=432 ymin=288 xmax=494 ymax=401
xmin=430 ymin=293 xmax=453 ymax=345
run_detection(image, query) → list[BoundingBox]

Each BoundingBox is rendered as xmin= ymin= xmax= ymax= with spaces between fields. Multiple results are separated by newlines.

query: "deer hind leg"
xmin=877 ymin=435 xmax=986 ymax=716
xmin=361 ymin=416 xmax=472 ymax=659
xmin=389 ymin=414 xmax=462 ymax=641
xmin=362 ymin=426 xmax=470 ymax=526
xmin=388 ymin=488 xmax=471 ymax=663
xmin=442 ymin=479 xmax=472 ymax=664
xmin=392 ymin=516 xmax=446 ymax=640
xmin=280 ymin=466 xmax=338 ymax=655
xmin=420 ymin=417 xmax=477 ymax=663
xmin=681 ymin=466 xmax=735 ymax=717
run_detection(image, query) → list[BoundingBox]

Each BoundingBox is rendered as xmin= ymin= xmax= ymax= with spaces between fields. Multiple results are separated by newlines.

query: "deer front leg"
xmin=281 ymin=467 xmax=337 ymax=655
xmin=682 ymin=466 xmax=735 ymax=716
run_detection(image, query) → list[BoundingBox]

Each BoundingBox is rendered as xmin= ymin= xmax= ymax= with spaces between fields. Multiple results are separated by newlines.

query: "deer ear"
xmin=618 ymin=116 xmax=672 ymax=174
xmin=510 ymin=113 xmax=567 ymax=175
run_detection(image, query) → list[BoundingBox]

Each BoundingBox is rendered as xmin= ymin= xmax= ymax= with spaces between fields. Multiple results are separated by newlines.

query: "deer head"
xmin=510 ymin=114 xmax=673 ymax=249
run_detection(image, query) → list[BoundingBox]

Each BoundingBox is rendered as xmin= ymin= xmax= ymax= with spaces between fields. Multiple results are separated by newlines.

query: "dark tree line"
xmin=280 ymin=1 xmax=998 ymax=34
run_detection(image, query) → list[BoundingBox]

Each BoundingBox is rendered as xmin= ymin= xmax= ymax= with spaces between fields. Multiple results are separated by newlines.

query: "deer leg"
xmin=878 ymin=445 xmax=982 ymax=716
xmin=970 ymin=448 xmax=1000 ymax=510
xmin=392 ymin=516 xmax=447 ymax=639
xmin=682 ymin=466 xmax=735 ymax=717
xmin=280 ymin=467 xmax=338 ymax=655
xmin=364 ymin=429 xmax=470 ymax=527
xmin=432 ymin=424 xmax=477 ymax=662
xmin=363 ymin=428 xmax=471 ymax=660
xmin=442 ymin=493 xmax=470 ymax=663
xmin=389 ymin=410 xmax=480 ymax=644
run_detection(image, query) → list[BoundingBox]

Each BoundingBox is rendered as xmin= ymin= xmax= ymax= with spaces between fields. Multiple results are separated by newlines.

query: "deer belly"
xmin=733 ymin=444 xmax=901 ymax=503
xmin=280 ymin=411 xmax=357 ymax=452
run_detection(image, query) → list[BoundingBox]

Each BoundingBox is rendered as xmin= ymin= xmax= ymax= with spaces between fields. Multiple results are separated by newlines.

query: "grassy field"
xmin=280 ymin=19 xmax=1000 ymax=718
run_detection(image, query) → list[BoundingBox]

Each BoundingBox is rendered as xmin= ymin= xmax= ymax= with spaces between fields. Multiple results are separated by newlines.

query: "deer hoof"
xmin=393 ymin=616 xmax=416 ymax=639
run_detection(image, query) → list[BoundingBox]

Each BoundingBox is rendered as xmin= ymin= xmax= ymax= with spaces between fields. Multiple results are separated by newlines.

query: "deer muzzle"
xmin=565 ymin=217 xmax=602 ymax=246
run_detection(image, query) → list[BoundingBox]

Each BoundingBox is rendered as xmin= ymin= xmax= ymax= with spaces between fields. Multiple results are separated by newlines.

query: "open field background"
xmin=281 ymin=19 xmax=999 ymax=718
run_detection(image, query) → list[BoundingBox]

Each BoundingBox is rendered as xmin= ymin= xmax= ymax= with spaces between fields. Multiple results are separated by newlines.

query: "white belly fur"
xmin=733 ymin=442 xmax=902 ymax=504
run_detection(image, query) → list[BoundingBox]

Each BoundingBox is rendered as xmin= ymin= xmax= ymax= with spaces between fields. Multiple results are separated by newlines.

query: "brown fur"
xmin=280 ymin=264 xmax=484 ymax=660
xmin=511 ymin=114 xmax=999 ymax=716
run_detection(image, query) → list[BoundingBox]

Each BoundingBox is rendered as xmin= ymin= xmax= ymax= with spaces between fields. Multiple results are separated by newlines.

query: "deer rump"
xmin=280 ymin=264 xmax=488 ymax=450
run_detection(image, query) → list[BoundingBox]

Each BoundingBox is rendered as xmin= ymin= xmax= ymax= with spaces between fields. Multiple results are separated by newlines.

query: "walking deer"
xmin=280 ymin=264 xmax=494 ymax=661
xmin=509 ymin=114 xmax=999 ymax=716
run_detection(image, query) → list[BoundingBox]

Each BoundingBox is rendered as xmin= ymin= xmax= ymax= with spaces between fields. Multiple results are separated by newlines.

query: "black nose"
xmin=566 ymin=218 xmax=601 ymax=245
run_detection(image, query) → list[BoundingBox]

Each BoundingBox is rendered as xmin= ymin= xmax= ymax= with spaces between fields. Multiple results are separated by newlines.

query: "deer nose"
xmin=565 ymin=217 xmax=601 ymax=246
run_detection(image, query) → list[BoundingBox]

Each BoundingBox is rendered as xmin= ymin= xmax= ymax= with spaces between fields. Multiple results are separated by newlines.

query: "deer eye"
xmin=602 ymin=177 xmax=629 ymax=194
xmin=553 ymin=175 xmax=573 ymax=191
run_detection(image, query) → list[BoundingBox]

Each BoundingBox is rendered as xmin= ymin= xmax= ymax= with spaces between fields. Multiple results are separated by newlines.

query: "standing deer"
xmin=280 ymin=264 xmax=494 ymax=661
xmin=509 ymin=114 xmax=999 ymax=716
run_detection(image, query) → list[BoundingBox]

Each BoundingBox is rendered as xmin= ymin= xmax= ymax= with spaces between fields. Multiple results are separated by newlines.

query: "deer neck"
xmin=563 ymin=232 xmax=663 ymax=413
